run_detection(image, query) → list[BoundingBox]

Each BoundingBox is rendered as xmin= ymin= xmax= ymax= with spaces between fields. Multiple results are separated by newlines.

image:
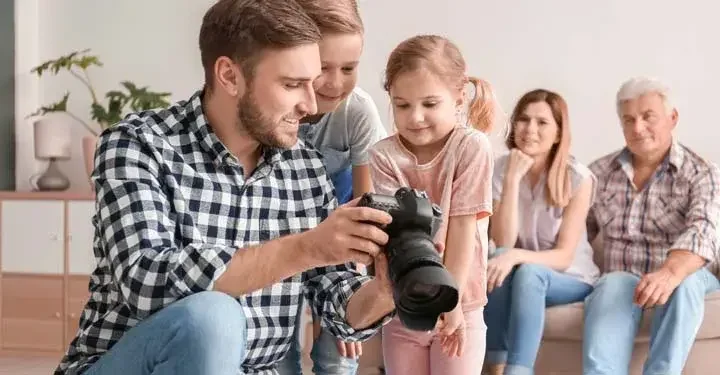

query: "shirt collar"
xmin=613 ymin=139 xmax=683 ymax=172
xmin=188 ymin=89 xmax=283 ymax=169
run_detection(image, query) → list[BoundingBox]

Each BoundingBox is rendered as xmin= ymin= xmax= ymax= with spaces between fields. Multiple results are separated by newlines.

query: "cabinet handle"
xmin=68 ymin=234 xmax=73 ymax=241
xmin=50 ymin=233 xmax=58 ymax=241
xmin=70 ymin=313 xmax=77 ymax=319
xmin=54 ymin=312 xmax=61 ymax=319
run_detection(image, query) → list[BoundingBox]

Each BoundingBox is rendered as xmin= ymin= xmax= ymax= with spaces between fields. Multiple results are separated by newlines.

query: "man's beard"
xmin=236 ymin=91 xmax=297 ymax=149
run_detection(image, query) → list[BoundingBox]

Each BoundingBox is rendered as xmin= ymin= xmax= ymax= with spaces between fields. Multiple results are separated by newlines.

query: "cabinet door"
xmin=68 ymin=201 xmax=96 ymax=275
xmin=1 ymin=274 xmax=64 ymax=353
xmin=66 ymin=275 xmax=91 ymax=345
xmin=1 ymin=200 xmax=64 ymax=274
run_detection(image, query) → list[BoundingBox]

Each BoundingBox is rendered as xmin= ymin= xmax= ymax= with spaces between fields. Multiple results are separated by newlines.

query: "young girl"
xmin=483 ymin=89 xmax=599 ymax=375
xmin=369 ymin=34 xmax=497 ymax=375
xmin=279 ymin=0 xmax=386 ymax=374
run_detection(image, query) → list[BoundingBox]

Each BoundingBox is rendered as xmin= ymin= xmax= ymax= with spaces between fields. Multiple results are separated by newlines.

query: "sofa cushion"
xmin=543 ymin=290 xmax=720 ymax=342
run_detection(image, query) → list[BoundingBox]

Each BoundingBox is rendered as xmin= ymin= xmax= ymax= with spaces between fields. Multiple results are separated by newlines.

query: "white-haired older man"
xmin=583 ymin=77 xmax=720 ymax=375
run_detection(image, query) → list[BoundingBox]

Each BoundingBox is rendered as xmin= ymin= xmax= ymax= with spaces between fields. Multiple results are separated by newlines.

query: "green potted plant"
xmin=29 ymin=49 xmax=172 ymax=178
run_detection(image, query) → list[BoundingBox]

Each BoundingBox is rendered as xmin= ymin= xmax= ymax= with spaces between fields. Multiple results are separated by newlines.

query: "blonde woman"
xmin=483 ymin=89 xmax=599 ymax=375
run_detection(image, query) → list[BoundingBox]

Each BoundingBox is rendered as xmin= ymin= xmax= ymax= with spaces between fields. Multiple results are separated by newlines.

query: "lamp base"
xmin=33 ymin=157 xmax=70 ymax=191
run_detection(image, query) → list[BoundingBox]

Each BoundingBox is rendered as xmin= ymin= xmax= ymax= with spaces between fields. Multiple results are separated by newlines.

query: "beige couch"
xmin=350 ymin=245 xmax=720 ymax=375
xmin=535 ymin=290 xmax=720 ymax=374
xmin=535 ymin=237 xmax=720 ymax=375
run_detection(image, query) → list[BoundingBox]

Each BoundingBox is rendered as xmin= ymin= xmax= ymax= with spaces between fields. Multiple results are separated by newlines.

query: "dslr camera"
xmin=358 ymin=187 xmax=459 ymax=331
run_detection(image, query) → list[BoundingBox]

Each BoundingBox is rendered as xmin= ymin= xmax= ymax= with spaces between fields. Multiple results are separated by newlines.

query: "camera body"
xmin=358 ymin=187 xmax=459 ymax=331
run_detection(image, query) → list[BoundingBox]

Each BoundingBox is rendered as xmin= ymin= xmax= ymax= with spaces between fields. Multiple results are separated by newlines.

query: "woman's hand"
xmin=504 ymin=149 xmax=534 ymax=185
xmin=487 ymin=250 xmax=520 ymax=293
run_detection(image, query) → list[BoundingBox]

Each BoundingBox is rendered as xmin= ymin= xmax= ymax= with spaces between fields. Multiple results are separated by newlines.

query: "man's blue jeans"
xmin=583 ymin=268 xmax=720 ymax=375
xmin=276 ymin=299 xmax=359 ymax=375
xmin=84 ymin=291 xmax=247 ymax=375
xmin=484 ymin=262 xmax=594 ymax=375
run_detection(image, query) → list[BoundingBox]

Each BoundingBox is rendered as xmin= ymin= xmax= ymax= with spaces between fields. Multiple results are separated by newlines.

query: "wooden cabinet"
xmin=1 ymin=200 xmax=64 ymax=274
xmin=0 ymin=192 xmax=94 ymax=358
xmin=68 ymin=201 xmax=96 ymax=275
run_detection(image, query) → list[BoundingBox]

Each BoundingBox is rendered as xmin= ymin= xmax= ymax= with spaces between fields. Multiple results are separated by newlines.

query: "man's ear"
xmin=670 ymin=108 xmax=679 ymax=129
xmin=214 ymin=56 xmax=245 ymax=97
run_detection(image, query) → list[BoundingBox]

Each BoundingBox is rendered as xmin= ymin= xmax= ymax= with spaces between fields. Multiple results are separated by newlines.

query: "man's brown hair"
xmin=199 ymin=0 xmax=322 ymax=91
xmin=295 ymin=0 xmax=364 ymax=35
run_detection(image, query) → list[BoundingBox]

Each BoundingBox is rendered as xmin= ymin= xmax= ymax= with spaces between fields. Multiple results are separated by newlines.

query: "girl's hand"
xmin=487 ymin=250 xmax=520 ymax=293
xmin=435 ymin=306 xmax=466 ymax=357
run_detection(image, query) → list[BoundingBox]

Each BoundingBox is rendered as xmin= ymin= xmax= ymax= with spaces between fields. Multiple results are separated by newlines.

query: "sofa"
xmin=534 ymin=236 xmax=720 ymax=375
xmin=348 ymin=238 xmax=720 ymax=375
xmin=534 ymin=290 xmax=720 ymax=374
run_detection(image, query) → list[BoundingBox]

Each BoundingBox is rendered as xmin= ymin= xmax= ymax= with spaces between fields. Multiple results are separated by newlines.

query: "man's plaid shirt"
xmin=587 ymin=142 xmax=720 ymax=276
xmin=55 ymin=90 xmax=389 ymax=374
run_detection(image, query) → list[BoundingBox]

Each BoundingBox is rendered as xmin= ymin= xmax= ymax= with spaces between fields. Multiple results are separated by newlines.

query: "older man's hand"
xmin=633 ymin=268 xmax=683 ymax=308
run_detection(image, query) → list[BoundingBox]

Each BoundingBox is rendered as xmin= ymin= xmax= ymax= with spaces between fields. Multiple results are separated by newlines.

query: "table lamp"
xmin=32 ymin=117 xmax=72 ymax=191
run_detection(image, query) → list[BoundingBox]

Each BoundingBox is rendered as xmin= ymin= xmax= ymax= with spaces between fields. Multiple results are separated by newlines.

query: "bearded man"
xmin=55 ymin=1 xmax=396 ymax=374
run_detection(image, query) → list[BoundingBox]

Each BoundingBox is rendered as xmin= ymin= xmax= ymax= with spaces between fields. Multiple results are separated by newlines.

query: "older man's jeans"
xmin=84 ymin=291 xmax=247 ymax=375
xmin=583 ymin=268 xmax=720 ymax=375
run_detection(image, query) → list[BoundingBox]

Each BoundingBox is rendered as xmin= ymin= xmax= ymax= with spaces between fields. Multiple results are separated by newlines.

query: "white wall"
xmin=14 ymin=0 xmax=720 ymax=191
xmin=14 ymin=0 xmax=214 ymax=191
xmin=357 ymin=0 xmax=720 ymax=162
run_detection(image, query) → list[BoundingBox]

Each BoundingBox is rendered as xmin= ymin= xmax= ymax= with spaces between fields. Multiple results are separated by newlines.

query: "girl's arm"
xmin=445 ymin=215 xmax=489 ymax=297
xmin=508 ymin=175 xmax=594 ymax=271
xmin=443 ymin=132 xmax=494 ymax=299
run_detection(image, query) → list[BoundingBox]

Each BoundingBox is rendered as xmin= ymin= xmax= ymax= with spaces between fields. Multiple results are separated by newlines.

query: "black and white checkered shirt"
xmin=55 ymin=90 xmax=387 ymax=375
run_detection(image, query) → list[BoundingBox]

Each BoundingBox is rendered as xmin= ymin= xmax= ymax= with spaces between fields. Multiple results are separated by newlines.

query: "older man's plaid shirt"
xmin=54 ymin=90 xmax=387 ymax=375
xmin=587 ymin=142 xmax=720 ymax=276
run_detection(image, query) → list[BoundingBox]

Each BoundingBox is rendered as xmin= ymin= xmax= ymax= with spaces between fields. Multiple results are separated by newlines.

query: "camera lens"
xmin=385 ymin=230 xmax=459 ymax=331
xmin=405 ymin=282 xmax=440 ymax=301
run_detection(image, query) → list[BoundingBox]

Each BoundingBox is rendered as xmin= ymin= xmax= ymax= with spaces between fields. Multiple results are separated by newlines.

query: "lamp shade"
xmin=34 ymin=116 xmax=72 ymax=159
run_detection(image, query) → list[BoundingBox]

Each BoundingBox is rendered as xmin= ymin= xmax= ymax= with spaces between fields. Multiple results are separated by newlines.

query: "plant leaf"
xmin=30 ymin=49 xmax=102 ymax=76
xmin=27 ymin=92 xmax=70 ymax=117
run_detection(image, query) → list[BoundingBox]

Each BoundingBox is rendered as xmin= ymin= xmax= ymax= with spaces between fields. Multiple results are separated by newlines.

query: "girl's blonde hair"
xmin=383 ymin=34 xmax=497 ymax=132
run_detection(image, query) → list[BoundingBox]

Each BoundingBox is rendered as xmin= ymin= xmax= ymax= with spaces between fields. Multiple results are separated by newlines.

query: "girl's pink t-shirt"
xmin=369 ymin=126 xmax=494 ymax=309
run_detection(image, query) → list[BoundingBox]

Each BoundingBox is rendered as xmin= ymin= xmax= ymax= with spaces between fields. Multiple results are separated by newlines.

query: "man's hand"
xmin=345 ymin=242 xmax=445 ymax=330
xmin=364 ymin=241 xmax=445 ymax=303
xmin=372 ymin=250 xmax=393 ymax=296
xmin=487 ymin=250 xmax=520 ymax=293
xmin=634 ymin=268 xmax=683 ymax=308
xmin=300 ymin=197 xmax=392 ymax=268
xmin=336 ymin=339 xmax=362 ymax=359
xmin=435 ymin=306 xmax=465 ymax=357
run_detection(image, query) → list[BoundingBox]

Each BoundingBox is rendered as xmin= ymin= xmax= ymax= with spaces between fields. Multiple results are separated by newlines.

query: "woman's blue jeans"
xmin=484 ymin=258 xmax=594 ymax=375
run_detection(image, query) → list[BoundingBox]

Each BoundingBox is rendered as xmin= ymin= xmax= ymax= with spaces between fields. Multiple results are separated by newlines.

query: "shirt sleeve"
xmin=369 ymin=146 xmax=402 ymax=196
xmin=670 ymin=162 xmax=720 ymax=262
xmin=568 ymin=158 xmax=598 ymax=205
xmin=449 ymin=132 xmax=494 ymax=218
xmin=586 ymin=160 xmax=604 ymax=242
xmin=303 ymin=176 xmax=393 ymax=341
xmin=347 ymin=92 xmax=387 ymax=166
xmin=492 ymin=154 xmax=507 ymax=202
xmin=93 ymin=126 xmax=237 ymax=319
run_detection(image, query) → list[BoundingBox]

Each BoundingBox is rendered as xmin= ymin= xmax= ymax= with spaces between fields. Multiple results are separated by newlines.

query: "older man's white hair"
xmin=616 ymin=77 xmax=675 ymax=116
